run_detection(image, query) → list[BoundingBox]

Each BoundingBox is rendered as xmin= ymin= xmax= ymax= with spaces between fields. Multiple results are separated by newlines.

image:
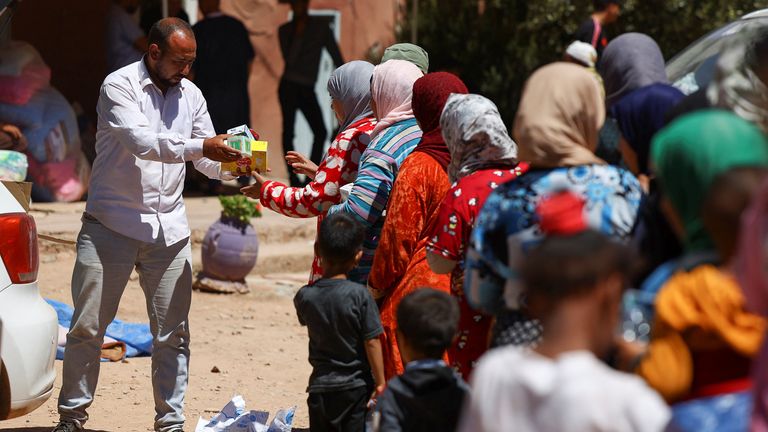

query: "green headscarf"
xmin=652 ymin=110 xmax=768 ymax=251
xmin=381 ymin=43 xmax=429 ymax=74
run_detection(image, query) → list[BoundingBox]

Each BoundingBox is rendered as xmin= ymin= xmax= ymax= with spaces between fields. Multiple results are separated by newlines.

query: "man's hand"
xmin=285 ymin=151 xmax=319 ymax=180
xmin=203 ymin=134 xmax=241 ymax=162
xmin=0 ymin=123 xmax=22 ymax=140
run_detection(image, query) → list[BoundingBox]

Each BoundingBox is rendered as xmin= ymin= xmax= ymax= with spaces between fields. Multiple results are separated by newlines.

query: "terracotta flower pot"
xmin=200 ymin=215 xmax=259 ymax=282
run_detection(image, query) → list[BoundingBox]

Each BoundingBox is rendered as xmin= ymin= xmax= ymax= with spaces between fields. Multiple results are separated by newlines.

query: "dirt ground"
xmin=0 ymin=198 xmax=318 ymax=432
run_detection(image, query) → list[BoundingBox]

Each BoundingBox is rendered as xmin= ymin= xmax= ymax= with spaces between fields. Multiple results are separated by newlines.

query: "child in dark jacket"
xmin=372 ymin=288 xmax=469 ymax=432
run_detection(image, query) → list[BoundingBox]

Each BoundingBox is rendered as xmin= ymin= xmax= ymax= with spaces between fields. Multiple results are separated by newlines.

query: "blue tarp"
xmin=46 ymin=298 xmax=153 ymax=360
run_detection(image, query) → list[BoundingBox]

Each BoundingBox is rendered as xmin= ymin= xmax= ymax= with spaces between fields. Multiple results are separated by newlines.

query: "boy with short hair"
xmin=373 ymin=288 xmax=469 ymax=432
xmin=294 ymin=213 xmax=385 ymax=431
xmin=459 ymin=192 xmax=670 ymax=432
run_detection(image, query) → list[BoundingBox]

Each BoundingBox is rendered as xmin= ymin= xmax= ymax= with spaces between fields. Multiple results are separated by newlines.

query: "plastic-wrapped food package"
xmin=0 ymin=150 xmax=28 ymax=181
xmin=0 ymin=41 xmax=45 ymax=76
xmin=0 ymin=60 xmax=51 ymax=105
xmin=0 ymin=86 xmax=81 ymax=163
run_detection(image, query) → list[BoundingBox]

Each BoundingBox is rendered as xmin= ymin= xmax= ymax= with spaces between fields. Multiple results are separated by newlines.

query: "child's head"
xmin=522 ymin=230 xmax=633 ymax=357
xmin=702 ymin=167 xmax=768 ymax=262
xmin=396 ymin=288 xmax=459 ymax=363
xmin=315 ymin=213 xmax=365 ymax=277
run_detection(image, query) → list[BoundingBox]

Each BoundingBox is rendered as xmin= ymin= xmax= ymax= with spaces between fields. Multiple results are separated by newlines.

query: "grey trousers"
xmin=57 ymin=214 xmax=193 ymax=432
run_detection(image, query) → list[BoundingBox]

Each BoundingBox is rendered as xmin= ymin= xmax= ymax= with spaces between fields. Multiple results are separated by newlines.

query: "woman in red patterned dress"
xmin=426 ymin=94 xmax=527 ymax=379
xmin=241 ymin=61 xmax=376 ymax=283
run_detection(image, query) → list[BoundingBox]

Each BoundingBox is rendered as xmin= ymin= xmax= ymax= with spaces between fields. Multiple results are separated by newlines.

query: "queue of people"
xmin=49 ymin=4 xmax=768 ymax=432
xmin=244 ymin=26 xmax=768 ymax=432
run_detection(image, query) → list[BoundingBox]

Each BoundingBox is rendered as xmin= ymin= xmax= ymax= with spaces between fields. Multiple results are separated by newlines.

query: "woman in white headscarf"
xmin=242 ymin=60 xmax=377 ymax=284
xmin=425 ymin=93 xmax=525 ymax=379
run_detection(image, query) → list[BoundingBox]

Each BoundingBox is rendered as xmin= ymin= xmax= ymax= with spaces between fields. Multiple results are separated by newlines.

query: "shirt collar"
xmin=138 ymin=56 xmax=185 ymax=92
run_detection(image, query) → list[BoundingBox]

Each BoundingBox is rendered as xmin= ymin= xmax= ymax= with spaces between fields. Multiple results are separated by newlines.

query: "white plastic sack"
xmin=195 ymin=395 xmax=295 ymax=432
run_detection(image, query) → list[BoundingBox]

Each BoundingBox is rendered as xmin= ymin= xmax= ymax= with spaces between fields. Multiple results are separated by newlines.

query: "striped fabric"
xmin=327 ymin=118 xmax=422 ymax=284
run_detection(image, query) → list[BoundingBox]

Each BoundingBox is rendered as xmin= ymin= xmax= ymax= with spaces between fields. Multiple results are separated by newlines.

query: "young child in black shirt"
xmin=293 ymin=213 xmax=385 ymax=431
xmin=372 ymin=288 xmax=469 ymax=432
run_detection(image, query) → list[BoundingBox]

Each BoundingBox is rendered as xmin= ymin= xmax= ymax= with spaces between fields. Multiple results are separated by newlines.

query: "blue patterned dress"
xmin=464 ymin=164 xmax=643 ymax=346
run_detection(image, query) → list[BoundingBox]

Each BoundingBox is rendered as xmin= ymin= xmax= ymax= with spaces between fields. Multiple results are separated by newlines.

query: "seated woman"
xmin=627 ymin=110 xmax=768 ymax=431
xmin=464 ymin=62 xmax=642 ymax=348
xmin=242 ymin=61 xmax=377 ymax=284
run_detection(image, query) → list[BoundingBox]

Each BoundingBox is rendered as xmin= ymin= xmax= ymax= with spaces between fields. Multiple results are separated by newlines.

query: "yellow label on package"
xmin=222 ymin=140 xmax=268 ymax=176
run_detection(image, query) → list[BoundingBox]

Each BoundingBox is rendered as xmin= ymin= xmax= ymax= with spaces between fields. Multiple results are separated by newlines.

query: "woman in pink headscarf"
xmin=325 ymin=59 xmax=424 ymax=284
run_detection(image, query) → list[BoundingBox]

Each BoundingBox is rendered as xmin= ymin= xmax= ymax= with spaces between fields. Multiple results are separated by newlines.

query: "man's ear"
xmin=354 ymin=249 xmax=363 ymax=264
xmin=148 ymin=43 xmax=162 ymax=60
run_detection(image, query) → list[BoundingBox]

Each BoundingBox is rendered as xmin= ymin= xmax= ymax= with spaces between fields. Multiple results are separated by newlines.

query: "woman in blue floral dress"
xmin=464 ymin=63 xmax=643 ymax=347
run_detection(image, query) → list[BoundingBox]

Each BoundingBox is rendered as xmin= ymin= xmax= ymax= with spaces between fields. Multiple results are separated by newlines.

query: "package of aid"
xmin=221 ymin=139 xmax=268 ymax=177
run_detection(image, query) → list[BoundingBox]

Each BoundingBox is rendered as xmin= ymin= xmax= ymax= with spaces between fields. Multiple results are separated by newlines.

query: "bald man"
xmin=52 ymin=18 xmax=240 ymax=432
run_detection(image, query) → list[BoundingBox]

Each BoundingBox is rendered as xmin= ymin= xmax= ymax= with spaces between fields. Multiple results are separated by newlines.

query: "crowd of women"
xmin=241 ymin=26 xmax=768 ymax=431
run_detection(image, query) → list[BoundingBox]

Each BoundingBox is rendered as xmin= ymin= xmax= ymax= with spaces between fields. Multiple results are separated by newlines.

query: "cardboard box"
xmin=1 ymin=181 xmax=32 ymax=212
xmin=222 ymin=141 xmax=268 ymax=176
xmin=227 ymin=124 xmax=256 ymax=141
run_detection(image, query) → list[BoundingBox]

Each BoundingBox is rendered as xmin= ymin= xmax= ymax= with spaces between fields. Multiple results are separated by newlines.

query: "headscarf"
xmin=708 ymin=29 xmax=768 ymax=133
xmin=599 ymin=33 xmax=668 ymax=109
xmin=381 ymin=43 xmax=429 ymax=74
xmin=327 ymin=61 xmax=375 ymax=132
xmin=513 ymin=62 xmax=605 ymax=168
xmin=370 ymin=59 xmax=423 ymax=138
xmin=565 ymin=41 xmax=597 ymax=68
xmin=410 ymin=72 xmax=468 ymax=170
xmin=610 ymin=83 xmax=684 ymax=174
xmin=441 ymin=93 xmax=518 ymax=182
xmin=651 ymin=110 xmax=768 ymax=251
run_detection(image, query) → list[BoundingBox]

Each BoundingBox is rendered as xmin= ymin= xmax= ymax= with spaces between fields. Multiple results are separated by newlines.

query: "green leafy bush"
xmin=218 ymin=195 xmax=262 ymax=225
xmin=400 ymin=0 xmax=765 ymax=124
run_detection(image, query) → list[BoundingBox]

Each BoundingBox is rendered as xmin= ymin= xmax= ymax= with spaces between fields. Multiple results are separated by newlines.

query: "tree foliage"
xmin=401 ymin=0 xmax=767 ymax=123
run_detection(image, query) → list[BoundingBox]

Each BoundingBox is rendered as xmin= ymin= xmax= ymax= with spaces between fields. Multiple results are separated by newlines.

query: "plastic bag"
xmin=0 ymin=150 xmax=27 ymax=181
xmin=195 ymin=396 xmax=294 ymax=432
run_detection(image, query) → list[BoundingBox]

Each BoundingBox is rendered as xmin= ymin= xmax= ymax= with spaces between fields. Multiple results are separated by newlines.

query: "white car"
xmin=0 ymin=182 xmax=57 ymax=419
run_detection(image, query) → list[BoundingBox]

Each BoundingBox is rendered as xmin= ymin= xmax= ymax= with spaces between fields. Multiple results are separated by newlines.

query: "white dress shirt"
xmin=459 ymin=347 xmax=671 ymax=432
xmin=87 ymin=59 xmax=227 ymax=246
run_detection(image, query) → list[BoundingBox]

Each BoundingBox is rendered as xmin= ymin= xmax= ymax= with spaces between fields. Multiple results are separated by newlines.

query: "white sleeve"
xmin=98 ymin=82 xmax=204 ymax=163
xmin=627 ymin=383 xmax=672 ymax=432
xmin=188 ymin=92 xmax=233 ymax=180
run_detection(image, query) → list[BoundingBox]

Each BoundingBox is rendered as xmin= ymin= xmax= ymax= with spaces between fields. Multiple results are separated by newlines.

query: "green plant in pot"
xmin=195 ymin=195 xmax=262 ymax=294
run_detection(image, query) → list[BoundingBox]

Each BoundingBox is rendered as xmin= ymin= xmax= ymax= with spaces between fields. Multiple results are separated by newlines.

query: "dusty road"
xmin=0 ymin=198 xmax=317 ymax=431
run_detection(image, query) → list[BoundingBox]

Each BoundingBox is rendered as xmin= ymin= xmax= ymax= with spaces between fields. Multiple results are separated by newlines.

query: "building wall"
xmin=10 ymin=0 xmax=401 ymax=181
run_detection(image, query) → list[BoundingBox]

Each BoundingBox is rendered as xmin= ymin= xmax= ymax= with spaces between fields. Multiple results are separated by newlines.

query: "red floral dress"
xmin=426 ymin=163 xmax=528 ymax=379
xmin=260 ymin=117 xmax=376 ymax=283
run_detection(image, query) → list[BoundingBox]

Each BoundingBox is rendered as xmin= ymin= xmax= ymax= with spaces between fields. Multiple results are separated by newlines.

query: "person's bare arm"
xmin=427 ymin=252 xmax=457 ymax=274
xmin=365 ymin=337 xmax=386 ymax=393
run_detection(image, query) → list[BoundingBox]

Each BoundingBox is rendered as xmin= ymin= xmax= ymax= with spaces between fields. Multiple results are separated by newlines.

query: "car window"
xmin=667 ymin=18 xmax=768 ymax=94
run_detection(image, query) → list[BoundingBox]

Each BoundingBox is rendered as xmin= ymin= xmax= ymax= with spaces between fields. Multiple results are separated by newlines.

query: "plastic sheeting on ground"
xmin=195 ymin=395 xmax=295 ymax=432
xmin=46 ymin=298 xmax=153 ymax=361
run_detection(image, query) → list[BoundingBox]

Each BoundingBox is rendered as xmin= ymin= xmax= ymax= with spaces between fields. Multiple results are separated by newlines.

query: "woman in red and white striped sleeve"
xmin=242 ymin=60 xmax=376 ymax=283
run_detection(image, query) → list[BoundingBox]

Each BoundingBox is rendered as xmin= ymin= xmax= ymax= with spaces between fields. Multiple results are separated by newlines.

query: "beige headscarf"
xmin=514 ymin=62 xmax=606 ymax=168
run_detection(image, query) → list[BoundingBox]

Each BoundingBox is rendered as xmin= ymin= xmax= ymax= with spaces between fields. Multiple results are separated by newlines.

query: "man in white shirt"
xmin=53 ymin=18 xmax=241 ymax=432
